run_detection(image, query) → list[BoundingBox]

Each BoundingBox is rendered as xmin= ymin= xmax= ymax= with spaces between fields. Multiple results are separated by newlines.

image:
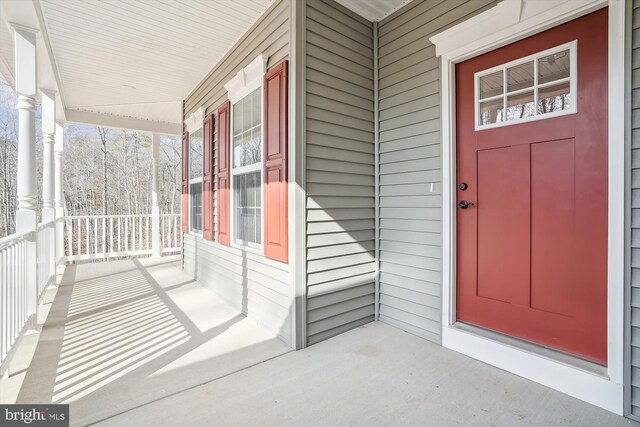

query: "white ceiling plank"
xmin=34 ymin=0 xmax=272 ymax=128
xmin=336 ymin=0 xmax=415 ymax=22
xmin=42 ymin=3 xmax=220 ymax=54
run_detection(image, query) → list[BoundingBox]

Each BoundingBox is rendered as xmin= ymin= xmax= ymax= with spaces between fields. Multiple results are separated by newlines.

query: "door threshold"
xmin=453 ymin=322 xmax=608 ymax=378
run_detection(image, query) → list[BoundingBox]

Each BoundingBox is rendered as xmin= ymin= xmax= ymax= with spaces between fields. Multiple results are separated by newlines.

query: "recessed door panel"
xmin=531 ymin=139 xmax=576 ymax=316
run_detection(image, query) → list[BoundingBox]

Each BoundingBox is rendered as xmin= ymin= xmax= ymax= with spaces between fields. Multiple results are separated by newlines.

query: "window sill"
xmin=230 ymin=242 xmax=263 ymax=257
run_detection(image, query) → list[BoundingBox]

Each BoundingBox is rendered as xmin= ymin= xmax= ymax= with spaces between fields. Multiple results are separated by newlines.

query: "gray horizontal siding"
xmin=305 ymin=0 xmax=375 ymax=345
xmin=182 ymin=0 xmax=291 ymax=345
xmin=377 ymin=0 xmax=498 ymax=344
xmin=631 ymin=0 xmax=640 ymax=418
xmin=184 ymin=0 xmax=290 ymax=118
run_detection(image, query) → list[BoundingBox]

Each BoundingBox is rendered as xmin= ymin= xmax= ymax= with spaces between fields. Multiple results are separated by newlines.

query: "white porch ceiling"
xmin=335 ymin=0 xmax=413 ymax=22
xmin=0 ymin=0 xmax=412 ymax=135
xmin=38 ymin=0 xmax=272 ymax=133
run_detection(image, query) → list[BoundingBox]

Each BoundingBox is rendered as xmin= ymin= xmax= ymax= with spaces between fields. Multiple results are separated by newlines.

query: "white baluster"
xmin=85 ymin=217 xmax=89 ymax=256
xmin=102 ymin=217 xmax=106 ymax=258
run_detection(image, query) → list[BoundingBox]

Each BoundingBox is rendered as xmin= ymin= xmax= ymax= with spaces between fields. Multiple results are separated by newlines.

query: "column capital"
xmin=40 ymin=88 xmax=57 ymax=97
xmin=41 ymin=90 xmax=57 ymax=135
xmin=13 ymin=25 xmax=37 ymax=98
xmin=9 ymin=22 xmax=40 ymax=36
xmin=55 ymin=122 xmax=64 ymax=152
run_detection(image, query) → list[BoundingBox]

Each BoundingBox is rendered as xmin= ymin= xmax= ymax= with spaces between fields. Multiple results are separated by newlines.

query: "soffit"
xmin=335 ymin=0 xmax=414 ymax=22
xmin=33 ymin=0 xmax=272 ymax=133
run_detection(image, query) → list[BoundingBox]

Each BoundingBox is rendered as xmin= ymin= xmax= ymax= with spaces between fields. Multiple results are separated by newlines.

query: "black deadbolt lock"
xmin=459 ymin=182 xmax=468 ymax=191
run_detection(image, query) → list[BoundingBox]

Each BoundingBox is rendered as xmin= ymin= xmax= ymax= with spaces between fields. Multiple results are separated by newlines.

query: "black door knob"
xmin=459 ymin=200 xmax=473 ymax=209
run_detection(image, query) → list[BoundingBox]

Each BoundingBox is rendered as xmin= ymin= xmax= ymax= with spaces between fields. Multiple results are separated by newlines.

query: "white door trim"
xmin=431 ymin=0 xmax=624 ymax=414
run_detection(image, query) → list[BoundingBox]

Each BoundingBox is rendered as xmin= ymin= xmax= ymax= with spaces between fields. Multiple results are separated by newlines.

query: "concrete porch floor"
xmin=8 ymin=256 xmax=639 ymax=426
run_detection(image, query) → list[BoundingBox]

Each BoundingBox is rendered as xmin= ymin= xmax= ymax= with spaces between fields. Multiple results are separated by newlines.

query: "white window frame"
xmin=475 ymin=40 xmax=577 ymax=131
xmin=224 ymin=53 xmax=268 ymax=254
xmin=184 ymin=106 xmax=205 ymax=237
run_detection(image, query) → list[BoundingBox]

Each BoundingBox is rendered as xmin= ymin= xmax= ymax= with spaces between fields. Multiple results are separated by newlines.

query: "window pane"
xmin=232 ymin=88 xmax=262 ymax=168
xmin=252 ymin=89 xmax=261 ymax=128
xmin=234 ymin=172 xmax=261 ymax=245
xmin=538 ymin=49 xmax=570 ymax=85
xmin=479 ymin=70 xmax=503 ymax=99
xmin=507 ymin=61 xmax=534 ymax=92
xmin=189 ymin=129 xmax=203 ymax=179
xmin=190 ymin=182 xmax=202 ymax=233
xmin=233 ymin=131 xmax=261 ymax=167
xmin=479 ymin=98 xmax=504 ymax=126
xmin=243 ymin=95 xmax=252 ymax=132
xmin=537 ymin=81 xmax=571 ymax=115
xmin=506 ymin=91 xmax=534 ymax=122
xmin=233 ymin=102 xmax=242 ymax=136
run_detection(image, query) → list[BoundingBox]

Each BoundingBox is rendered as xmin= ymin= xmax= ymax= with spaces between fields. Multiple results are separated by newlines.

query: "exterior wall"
xmin=376 ymin=0 xmax=498 ymax=344
xmin=630 ymin=0 xmax=640 ymax=417
xmin=182 ymin=0 xmax=291 ymax=344
xmin=304 ymin=0 xmax=376 ymax=344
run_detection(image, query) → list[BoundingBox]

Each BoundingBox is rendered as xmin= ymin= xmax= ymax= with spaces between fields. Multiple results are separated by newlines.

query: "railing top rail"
xmin=160 ymin=213 xmax=180 ymax=217
xmin=0 ymin=230 xmax=33 ymax=250
xmin=64 ymin=214 xmax=152 ymax=219
xmin=36 ymin=220 xmax=56 ymax=231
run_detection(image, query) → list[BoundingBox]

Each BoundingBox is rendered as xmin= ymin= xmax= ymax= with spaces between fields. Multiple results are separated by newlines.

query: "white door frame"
xmin=430 ymin=0 xmax=624 ymax=414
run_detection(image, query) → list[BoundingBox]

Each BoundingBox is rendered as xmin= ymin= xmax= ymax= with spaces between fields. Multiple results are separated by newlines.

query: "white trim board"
xmin=430 ymin=0 xmax=624 ymax=415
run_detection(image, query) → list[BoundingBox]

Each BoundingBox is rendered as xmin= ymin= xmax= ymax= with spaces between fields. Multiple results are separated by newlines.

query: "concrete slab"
xmin=16 ymin=256 xmax=291 ymax=426
xmin=12 ymin=256 xmax=639 ymax=426
xmin=95 ymin=322 xmax=638 ymax=427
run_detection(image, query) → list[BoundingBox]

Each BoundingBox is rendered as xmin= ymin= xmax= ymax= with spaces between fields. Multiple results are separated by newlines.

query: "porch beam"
xmin=151 ymin=133 xmax=161 ymax=257
xmin=12 ymin=23 xmax=39 ymax=322
xmin=65 ymin=109 xmax=181 ymax=136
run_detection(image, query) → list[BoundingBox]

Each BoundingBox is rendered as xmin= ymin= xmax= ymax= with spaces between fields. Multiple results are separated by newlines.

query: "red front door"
xmin=455 ymin=9 xmax=608 ymax=364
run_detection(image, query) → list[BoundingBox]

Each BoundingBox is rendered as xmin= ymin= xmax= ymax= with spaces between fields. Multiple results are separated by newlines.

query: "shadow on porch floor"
xmin=12 ymin=256 xmax=639 ymax=426
xmin=15 ymin=256 xmax=292 ymax=426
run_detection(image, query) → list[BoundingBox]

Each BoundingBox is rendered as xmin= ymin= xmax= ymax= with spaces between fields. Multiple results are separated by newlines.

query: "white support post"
xmin=12 ymin=23 xmax=39 ymax=326
xmin=41 ymin=90 xmax=56 ymax=284
xmin=54 ymin=123 xmax=64 ymax=263
xmin=41 ymin=91 xmax=55 ymax=223
xmin=151 ymin=133 xmax=161 ymax=257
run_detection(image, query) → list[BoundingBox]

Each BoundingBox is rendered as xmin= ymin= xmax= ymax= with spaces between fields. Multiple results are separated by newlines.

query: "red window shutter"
xmin=181 ymin=131 xmax=189 ymax=233
xmin=203 ymin=114 xmax=215 ymax=240
xmin=263 ymin=60 xmax=288 ymax=262
xmin=217 ymin=101 xmax=231 ymax=246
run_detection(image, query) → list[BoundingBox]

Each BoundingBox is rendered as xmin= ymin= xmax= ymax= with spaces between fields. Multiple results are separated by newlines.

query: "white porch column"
xmin=41 ymin=90 xmax=56 ymax=222
xmin=151 ymin=133 xmax=161 ymax=257
xmin=54 ymin=123 xmax=64 ymax=262
xmin=41 ymin=90 xmax=56 ymax=281
xmin=12 ymin=23 xmax=39 ymax=322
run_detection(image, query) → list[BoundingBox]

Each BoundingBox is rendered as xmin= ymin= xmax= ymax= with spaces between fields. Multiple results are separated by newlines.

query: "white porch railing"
xmin=62 ymin=214 xmax=181 ymax=262
xmin=161 ymin=214 xmax=181 ymax=254
xmin=1 ymin=220 xmax=58 ymax=366
xmin=63 ymin=215 xmax=152 ymax=262
xmin=1 ymin=213 xmax=182 ymax=367
xmin=0 ymin=231 xmax=31 ymax=365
